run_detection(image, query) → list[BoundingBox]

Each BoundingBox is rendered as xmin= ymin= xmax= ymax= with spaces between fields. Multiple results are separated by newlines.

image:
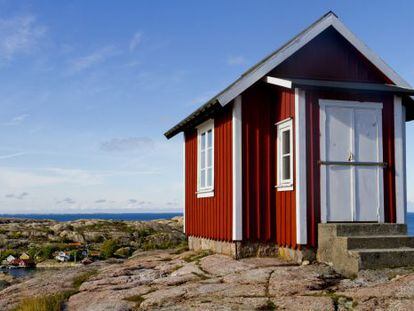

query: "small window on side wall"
xmin=277 ymin=118 xmax=293 ymax=191
xmin=197 ymin=119 xmax=214 ymax=198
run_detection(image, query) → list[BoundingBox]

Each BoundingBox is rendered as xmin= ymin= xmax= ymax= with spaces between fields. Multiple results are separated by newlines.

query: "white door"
xmin=320 ymin=100 xmax=384 ymax=222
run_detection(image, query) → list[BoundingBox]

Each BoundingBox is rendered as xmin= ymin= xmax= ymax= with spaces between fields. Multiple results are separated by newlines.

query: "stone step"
xmin=344 ymin=235 xmax=414 ymax=250
xmin=352 ymin=248 xmax=414 ymax=270
xmin=320 ymin=223 xmax=407 ymax=237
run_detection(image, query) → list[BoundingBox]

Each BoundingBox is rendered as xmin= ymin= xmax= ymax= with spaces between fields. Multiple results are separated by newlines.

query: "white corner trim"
xmin=232 ymin=96 xmax=243 ymax=241
xmin=215 ymin=14 xmax=411 ymax=107
xmin=263 ymin=76 xmax=292 ymax=89
xmin=394 ymin=96 xmax=407 ymax=224
xmin=319 ymin=102 xmax=327 ymax=224
xmin=182 ymin=134 xmax=186 ymax=234
xmin=295 ymin=88 xmax=307 ymax=245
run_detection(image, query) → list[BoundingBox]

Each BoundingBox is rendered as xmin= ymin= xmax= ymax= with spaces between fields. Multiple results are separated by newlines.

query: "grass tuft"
xmin=124 ymin=295 xmax=145 ymax=310
xmin=182 ymin=250 xmax=211 ymax=263
xmin=72 ymin=269 xmax=98 ymax=290
xmin=13 ymin=291 xmax=75 ymax=311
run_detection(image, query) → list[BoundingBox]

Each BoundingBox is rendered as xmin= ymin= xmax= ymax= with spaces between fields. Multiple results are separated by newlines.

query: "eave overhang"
xmin=264 ymin=76 xmax=414 ymax=95
xmin=164 ymin=99 xmax=221 ymax=139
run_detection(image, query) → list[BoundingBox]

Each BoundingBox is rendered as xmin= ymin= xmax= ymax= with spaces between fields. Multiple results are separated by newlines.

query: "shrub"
xmin=137 ymin=227 xmax=155 ymax=238
xmin=10 ymin=232 xmax=23 ymax=239
xmin=39 ymin=245 xmax=57 ymax=260
xmin=100 ymin=239 xmax=118 ymax=259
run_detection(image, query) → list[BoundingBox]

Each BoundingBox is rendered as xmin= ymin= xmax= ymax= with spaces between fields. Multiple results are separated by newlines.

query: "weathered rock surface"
xmin=2 ymin=248 xmax=414 ymax=310
xmin=1 ymin=216 xmax=414 ymax=310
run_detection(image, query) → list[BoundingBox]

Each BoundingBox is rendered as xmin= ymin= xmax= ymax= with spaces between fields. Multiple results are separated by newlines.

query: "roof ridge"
xmin=165 ymin=11 xmax=410 ymax=139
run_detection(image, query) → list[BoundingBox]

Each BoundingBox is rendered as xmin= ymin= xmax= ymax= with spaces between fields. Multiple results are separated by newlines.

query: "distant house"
xmin=165 ymin=12 xmax=413 ymax=265
xmin=6 ymin=255 xmax=16 ymax=263
xmin=19 ymin=253 xmax=30 ymax=261
xmin=10 ymin=258 xmax=35 ymax=268
xmin=55 ymin=251 xmax=70 ymax=262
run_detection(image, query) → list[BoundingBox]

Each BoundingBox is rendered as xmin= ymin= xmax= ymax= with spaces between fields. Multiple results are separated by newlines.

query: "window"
xmin=277 ymin=118 xmax=293 ymax=191
xmin=197 ymin=119 xmax=214 ymax=197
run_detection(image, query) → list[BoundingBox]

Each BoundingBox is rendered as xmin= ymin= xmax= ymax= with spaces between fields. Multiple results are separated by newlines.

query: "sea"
xmin=0 ymin=212 xmax=182 ymax=222
xmin=0 ymin=212 xmax=413 ymax=235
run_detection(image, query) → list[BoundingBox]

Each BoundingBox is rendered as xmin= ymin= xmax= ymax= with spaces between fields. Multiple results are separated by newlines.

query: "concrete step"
xmin=321 ymin=223 xmax=407 ymax=237
xmin=344 ymin=235 xmax=414 ymax=250
xmin=352 ymin=248 xmax=414 ymax=270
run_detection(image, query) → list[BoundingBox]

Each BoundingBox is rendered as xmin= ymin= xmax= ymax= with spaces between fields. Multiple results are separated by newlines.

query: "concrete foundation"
xmin=188 ymin=236 xmax=315 ymax=263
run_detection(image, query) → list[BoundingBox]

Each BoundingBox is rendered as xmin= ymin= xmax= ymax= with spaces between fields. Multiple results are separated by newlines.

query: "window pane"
xmin=282 ymin=130 xmax=290 ymax=155
xmin=200 ymin=170 xmax=206 ymax=188
xmin=207 ymin=168 xmax=212 ymax=187
xmin=201 ymin=132 xmax=206 ymax=150
xmin=282 ymin=155 xmax=291 ymax=180
xmin=200 ymin=150 xmax=205 ymax=169
xmin=207 ymin=148 xmax=212 ymax=167
xmin=207 ymin=130 xmax=213 ymax=148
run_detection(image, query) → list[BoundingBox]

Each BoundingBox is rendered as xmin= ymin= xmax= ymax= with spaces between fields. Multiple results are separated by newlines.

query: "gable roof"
xmin=165 ymin=11 xmax=412 ymax=139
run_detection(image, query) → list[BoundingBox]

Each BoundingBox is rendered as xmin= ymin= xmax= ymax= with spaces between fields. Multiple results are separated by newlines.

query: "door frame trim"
xmin=319 ymin=99 xmax=384 ymax=223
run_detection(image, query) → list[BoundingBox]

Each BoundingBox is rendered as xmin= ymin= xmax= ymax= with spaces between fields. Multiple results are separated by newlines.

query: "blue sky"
xmin=0 ymin=1 xmax=413 ymax=213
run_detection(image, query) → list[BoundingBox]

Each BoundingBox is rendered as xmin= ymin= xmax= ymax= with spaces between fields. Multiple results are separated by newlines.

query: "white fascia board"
xmin=232 ymin=96 xmax=243 ymax=241
xmin=217 ymin=14 xmax=335 ymax=106
xmin=263 ymin=76 xmax=292 ymax=89
xmin=331 ymin=18 xmax=412 ymax=89
xmin=394 ymin=96 xmax=407 ymax=224
xmin=295 ymin=88 xmax=307 ymax=245
xmin=216 ymin=14 xmax=411 ymax=107
xmin=182 ymin=134 xmax=186 ymax=233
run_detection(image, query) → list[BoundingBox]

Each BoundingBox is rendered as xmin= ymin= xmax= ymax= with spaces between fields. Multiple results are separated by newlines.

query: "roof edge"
xmin=164 ymin=11 xmax=412 ymax=139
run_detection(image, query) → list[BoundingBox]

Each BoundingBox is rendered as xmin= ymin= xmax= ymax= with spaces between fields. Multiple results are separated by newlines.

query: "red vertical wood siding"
xmin=183 ymin=24 xmax=399 ymax=249
xmin=242 ymin=84 xmax=297 ymax=248
xmin=274 ymin=88 xmax=296 ymax=248
xmin=271 ymin=26 xmax=392 ymax=84
xmin=184 ymin=105 xmax=233 ymax=241
xmin=305 ymin=90 xmax=396 ymax=248
xmin=242 ymin=84 xmax=276 ymax=243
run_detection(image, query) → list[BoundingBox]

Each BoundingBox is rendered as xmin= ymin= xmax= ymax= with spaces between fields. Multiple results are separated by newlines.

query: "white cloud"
xmin=3 ymin=114 xmax=29 ymax=126
xmin=0 ymin=14 xmax=46 ymax=63
xmin=69 ymin=46 xmax=117 ymax=73
xmin=100 ymin=137 xmax=154 ymax=152
xmin=227 ymin=55 xmax=246 ymax=66
xmin=0 ymin=166 xmax=160 ymax=189
xmin=129 ymin=32 xmax=142 ymax=52
xmin=0 ymin=152 xmax=26 ymax=160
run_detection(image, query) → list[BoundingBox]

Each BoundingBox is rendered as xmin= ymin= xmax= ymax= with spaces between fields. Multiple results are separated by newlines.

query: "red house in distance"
xmin=165 ymin=12 xmax=414 ymax=270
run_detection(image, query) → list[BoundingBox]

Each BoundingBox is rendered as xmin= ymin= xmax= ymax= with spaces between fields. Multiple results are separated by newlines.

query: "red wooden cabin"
xmin=165 ymin=12 xmax=414 ymax=260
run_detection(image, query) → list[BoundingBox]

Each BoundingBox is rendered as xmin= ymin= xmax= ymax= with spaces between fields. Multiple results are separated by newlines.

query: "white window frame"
xmin=196 ymin=119 xmax=214 ymax=198
xmin=276 ymin=118 xmax=294 ymax=191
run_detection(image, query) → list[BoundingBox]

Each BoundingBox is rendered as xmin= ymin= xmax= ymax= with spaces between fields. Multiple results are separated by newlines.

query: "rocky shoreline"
xmin=0 ymin=216 xmax=186 ymax=267
xmin=1 ymin=217 xmax=414 ymax=310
